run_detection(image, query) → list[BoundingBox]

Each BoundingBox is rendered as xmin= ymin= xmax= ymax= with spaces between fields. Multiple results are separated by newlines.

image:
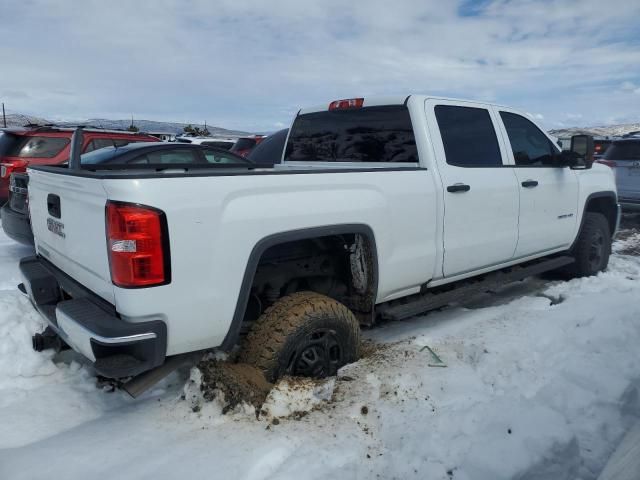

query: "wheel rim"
xmin=588 ymin=230 xmax=605 ymax=271
xmin=289 ymin=329 xmax=342 ymax=378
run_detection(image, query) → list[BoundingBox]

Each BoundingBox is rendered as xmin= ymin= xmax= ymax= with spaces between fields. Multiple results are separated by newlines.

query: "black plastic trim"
xmin=19 ymin=256 xmax=167 ymax=378
xmin=0 ymin=202 xmax=33 ymax=245
xmin=220 ymin=224 xmax=379 ymax=351
xmin=570 ymin=191 xmax=618 ymax=251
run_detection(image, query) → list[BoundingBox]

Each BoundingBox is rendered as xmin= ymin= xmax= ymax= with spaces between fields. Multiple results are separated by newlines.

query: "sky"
xmin=1 ymin=0 xmax=639 ymax=132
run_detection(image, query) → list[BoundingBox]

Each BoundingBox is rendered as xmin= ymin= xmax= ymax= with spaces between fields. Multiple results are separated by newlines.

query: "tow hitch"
xmin=32 ymin=326 xmax=68 ymax=353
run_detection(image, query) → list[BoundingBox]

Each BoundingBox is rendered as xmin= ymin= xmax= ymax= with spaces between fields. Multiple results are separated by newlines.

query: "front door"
xmin=426 ymin=100 xmax=520 ymax=277
xmin=496 ymin=110 xmax=579 ymax=257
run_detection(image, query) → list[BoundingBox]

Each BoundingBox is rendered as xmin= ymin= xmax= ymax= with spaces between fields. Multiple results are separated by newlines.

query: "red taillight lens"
xmin=1 ymin=160 xmax=28 ymax=178
xmin=106 ymin=201 xmax=169 ymax=288
xmin=328 ymin=98 xmax=364 ymax=110
xmin=595 ymin=159 xmax=616 ymax=168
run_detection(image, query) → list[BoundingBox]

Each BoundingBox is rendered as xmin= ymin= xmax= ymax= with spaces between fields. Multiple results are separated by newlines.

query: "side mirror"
xmin=568 ymin=134 xmax=595 ymax=169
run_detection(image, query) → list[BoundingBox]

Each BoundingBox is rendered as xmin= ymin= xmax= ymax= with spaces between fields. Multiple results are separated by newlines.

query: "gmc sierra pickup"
xmin=19 ymin=95 xmax=620 ymax=394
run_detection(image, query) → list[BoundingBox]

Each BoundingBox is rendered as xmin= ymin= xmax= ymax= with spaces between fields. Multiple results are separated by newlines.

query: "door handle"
xmin=47 ymin=194 xmax=61 ymax=218
xmin=521 ymin=180 xmax=539 ymax=188
xmin=447 ymin=183 xmax=471 ymax=193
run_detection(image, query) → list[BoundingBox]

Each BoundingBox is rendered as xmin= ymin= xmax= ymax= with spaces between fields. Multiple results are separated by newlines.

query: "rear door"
xmin=27 ymin=168 xmax=114 ymax=304
xmin=425 ymin=99 xmax=520 ymax=277
xmin=495 ymin=109 xmax=579 ymax=256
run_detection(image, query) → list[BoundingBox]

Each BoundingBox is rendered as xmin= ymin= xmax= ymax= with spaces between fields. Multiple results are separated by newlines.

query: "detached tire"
xmin=240 ymin=292 xmax=360 ymax=383
xmin=569 ymin=212 xmax=611 ymax=277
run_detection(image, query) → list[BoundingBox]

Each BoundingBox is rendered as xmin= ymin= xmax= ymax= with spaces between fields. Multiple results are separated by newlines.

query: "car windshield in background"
xmin=202 ymin=148 xmax=251 ymax=164
xmin=231 ymin=138 xmax=257 ymax=152
xmin=603 ymin=141 xmax=640 ymax=160
xmin=200 ymin=141 xmax=234 ymax=150
xmin=285 ymin=105 xmax=418 ymax=163
xmin=247 ymin=129 xmax=288 ymax=164
xmin=2 ymin=135 xmax=69 ymax=158
xmin=80 ymin=146 xmax=122 ymax=165
xmin=80 ymin=145 xmax=252 ymax=167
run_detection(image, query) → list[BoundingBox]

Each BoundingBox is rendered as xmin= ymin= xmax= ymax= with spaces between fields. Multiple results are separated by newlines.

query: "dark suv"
xmin=0 ymin=126 xmax=159 ymax=204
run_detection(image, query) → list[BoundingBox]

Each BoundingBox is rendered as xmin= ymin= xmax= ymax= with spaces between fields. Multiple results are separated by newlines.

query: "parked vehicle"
xmin=230 ymin=135 xmax=266 ymax=157
xmin=246 ymin=129 xmax=288 ymax=164
xmin=593 ymin=137 xmax=614 ymax=160
xmin=0 ymin=126 xmax=159 ymax=205
xmin=1 ymin=143 xmax=250 ymax=245
xmin=19 ymin=95 xmax=619 ymax=396
xmin=175 ymin=136 xmax=237 ymax=150
xmin=597 ymin=138 xmax=640 ymax=211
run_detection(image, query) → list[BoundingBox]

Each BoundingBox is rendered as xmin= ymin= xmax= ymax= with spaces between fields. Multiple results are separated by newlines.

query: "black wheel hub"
xmin=588 ymin=230 xmax=605 ymax=271
xmin=289 ymin=329 xmax=342 ymax=378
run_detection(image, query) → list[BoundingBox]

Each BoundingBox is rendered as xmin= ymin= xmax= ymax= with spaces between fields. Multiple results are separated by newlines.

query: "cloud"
xmin=620 ymin=81 xmax=640 ymax=95
xmin=0 ymin=0 xmax=639 ymax=130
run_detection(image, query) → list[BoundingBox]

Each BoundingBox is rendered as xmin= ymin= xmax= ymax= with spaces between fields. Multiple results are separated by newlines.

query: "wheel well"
xmin=585 ymin=194 xmax=617 ymax=234
xmin=241 ymin=232 xmax=377 ymax=330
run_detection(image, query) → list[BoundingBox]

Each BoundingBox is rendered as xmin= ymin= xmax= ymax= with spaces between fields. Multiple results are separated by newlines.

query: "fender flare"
xmin=220 ymin=224 xmax=379 ymax=350
xmin=570 ymin=191 xmax=619 ymax=251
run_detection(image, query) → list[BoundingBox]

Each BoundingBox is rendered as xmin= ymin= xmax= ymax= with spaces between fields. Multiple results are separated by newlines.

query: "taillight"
xmin=1 ymin=160 xmax=28 ymax=178
xmin=328 ymin=98 xmax=364 ymax=110
xmin=595 ymin=159 xmax=616 ymax=168
xmin=106 ymin=201 xmax=170 ymax=288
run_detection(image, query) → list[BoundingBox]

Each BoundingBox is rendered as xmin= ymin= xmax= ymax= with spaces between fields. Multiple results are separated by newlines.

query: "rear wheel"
xmin=569 ymin=212 xmax=611 ymax=277
xmin=239 ymin=291 xmax=360 ymax=383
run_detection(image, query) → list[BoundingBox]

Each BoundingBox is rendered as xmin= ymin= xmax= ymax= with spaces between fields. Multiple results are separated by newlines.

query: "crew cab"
xmin=19 ymin=95 xmax=619 ymax=394
xmin=0 ymin=126 xmax=159 ymax=205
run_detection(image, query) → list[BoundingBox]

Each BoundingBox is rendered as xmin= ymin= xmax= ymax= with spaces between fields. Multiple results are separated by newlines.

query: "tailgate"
xmin=27 ymin=168 xmax=115 ymax=304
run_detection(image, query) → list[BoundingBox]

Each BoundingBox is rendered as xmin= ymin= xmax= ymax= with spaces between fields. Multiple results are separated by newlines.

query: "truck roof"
xmin=298 ymin=94 xmax=512 ymax=115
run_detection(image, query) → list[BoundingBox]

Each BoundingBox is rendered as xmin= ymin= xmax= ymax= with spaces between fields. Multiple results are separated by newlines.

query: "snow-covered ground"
xmin=1 ymin=222 xmax=639 ymax=480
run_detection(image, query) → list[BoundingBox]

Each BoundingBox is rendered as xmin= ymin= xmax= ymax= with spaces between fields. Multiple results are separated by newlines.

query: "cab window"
xmin=435 ymin=105 xmax=503 ymax=167
xmin=500 ymin=112 xmax=558 ymax=166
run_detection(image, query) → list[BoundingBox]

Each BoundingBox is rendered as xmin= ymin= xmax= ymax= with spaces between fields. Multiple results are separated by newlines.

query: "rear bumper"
xmin=19 ymin=256 xmax=167 ymax=378
xmin=0 ymin=203 xmax=34 ymax=245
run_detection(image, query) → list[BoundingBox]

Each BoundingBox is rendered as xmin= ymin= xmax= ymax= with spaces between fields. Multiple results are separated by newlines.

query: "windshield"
xmin=285 ymin=105 xmax=418 ymax=163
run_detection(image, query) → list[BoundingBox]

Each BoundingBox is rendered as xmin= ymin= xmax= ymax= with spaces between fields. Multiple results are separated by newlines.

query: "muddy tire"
xmin=239 ymin=291 xmax=360 ymax=383
xmin=568 ymin=212 xmax=611 ymax=277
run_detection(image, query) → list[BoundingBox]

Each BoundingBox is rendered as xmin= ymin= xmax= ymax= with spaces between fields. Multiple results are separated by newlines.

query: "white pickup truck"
xmin=20 ymin=95 xmax=620 ymax=393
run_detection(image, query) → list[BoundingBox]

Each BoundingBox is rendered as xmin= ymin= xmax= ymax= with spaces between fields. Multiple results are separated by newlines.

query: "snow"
xmin=0 ymin=223 xmax=639 ymax=479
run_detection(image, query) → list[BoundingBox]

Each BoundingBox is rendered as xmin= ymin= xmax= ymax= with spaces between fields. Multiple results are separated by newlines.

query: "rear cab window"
xmin=284 ymin=105 xmax=418 ymax=163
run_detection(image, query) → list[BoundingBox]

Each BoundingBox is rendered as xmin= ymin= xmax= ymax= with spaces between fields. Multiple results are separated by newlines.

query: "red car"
xmin=0 ymin=126 xmax=159 ymax=204
xmin=229 ymin=135 xmax=266 ymax=157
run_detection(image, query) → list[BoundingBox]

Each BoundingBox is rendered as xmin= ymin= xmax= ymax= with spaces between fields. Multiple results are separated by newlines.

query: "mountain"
xmin=1 ymin=113 xmax=250 ymax=137
xmin=549 ymin=123 xmax=640 ymax=139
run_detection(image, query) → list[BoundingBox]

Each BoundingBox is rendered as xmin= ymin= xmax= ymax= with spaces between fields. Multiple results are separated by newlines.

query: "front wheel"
xmin=569 ymin=212 xmax=612 ymax=277
xmin=239 ymin=292 xmax=360 ymax=383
